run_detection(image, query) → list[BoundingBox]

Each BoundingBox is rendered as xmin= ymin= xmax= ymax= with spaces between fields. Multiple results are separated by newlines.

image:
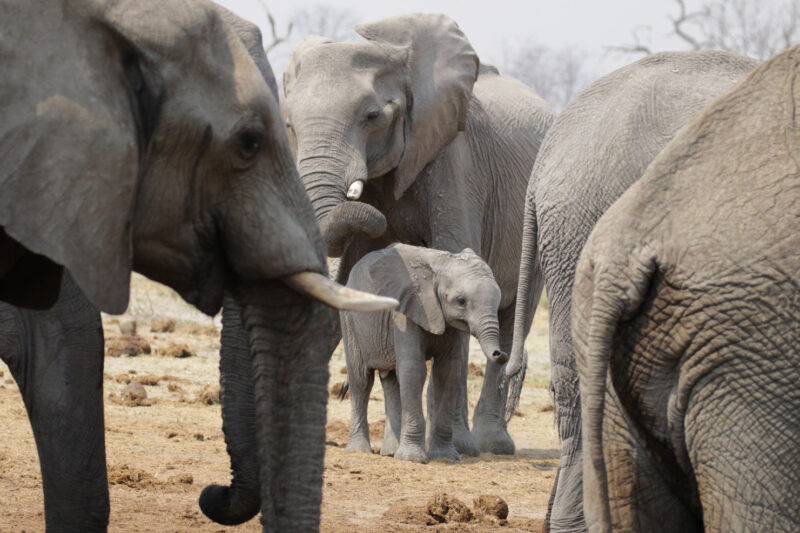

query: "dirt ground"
xmin=0 ymin=274 xmax=558 ymax=532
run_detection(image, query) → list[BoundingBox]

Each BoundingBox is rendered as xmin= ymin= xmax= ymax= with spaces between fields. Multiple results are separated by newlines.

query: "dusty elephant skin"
xmin=573 ymin=45 xmax=800 ymax=532
xmin=0 ymin=2 xmax=394 ymax=532
xmin=283 ymin=13 xmax=554 ymax=457
xmin=340 ymin=244 xmax=507 ymax=463
xmin=505 ymin=51 xmax=757 ymax=532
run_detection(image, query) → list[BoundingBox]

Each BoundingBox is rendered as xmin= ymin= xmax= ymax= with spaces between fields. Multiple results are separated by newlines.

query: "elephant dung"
xmin=161 ymin=342 xmax=194 ymax=358
xmin=473 ymin=494 xmax=509 ymax=523
xmin=426 ymin=492 xmax=473 ymax=523
xmin=105 ymin=334 xmax=151 ymax=357
xmin=197 ymin=384 xmax=220 ymax=405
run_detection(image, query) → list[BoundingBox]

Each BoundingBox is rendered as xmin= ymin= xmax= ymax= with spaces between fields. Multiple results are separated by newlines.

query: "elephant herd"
xmin=0 ymin=1 xmax=798 ymax=532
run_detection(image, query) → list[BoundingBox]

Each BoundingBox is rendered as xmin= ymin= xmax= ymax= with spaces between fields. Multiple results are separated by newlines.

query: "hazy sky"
xmin=216 ymin=0 xmax=696 ymax=78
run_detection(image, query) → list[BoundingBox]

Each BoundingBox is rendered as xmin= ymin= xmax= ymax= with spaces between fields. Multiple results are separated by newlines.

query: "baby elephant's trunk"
xmin=475 ymin=315 xmax=508 ymax=365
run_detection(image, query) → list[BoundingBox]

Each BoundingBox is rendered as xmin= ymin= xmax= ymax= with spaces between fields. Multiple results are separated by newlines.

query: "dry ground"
xmin=0 ymin=274 xmax=558 ymax=532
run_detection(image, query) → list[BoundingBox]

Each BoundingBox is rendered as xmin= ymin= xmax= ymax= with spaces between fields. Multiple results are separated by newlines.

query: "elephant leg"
xmin=394 ymin=334 xmax=428 ymax=463
xmin=200 ymin=296 xmax=260 ymax=526
xmin=545 ymin=294 xmax=586 ymax=533
xmin=471 ymin=305 xmax=517 ymax=455
xmin=1 ymin=274 xmax=108 ymax=532
xmin=345 ymin=365 xmax=374 ymax=454
xmin=438 ymin=349 xmax=479 ymax=457
xmin=379 ymin=370 xmax=401 ymax=456
xmin=426 ymin=338 xmax=464 ymax=462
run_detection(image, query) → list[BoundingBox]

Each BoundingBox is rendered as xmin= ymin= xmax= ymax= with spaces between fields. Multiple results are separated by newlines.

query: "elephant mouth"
xmin=281 ymin=271 xmax=397 ymax=312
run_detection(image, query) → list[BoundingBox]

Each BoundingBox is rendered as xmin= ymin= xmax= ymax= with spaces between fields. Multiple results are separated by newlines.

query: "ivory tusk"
xmin=346 ymin=180 xmax=364 ymax=200
xmin=282 ymin=271 xmax=398 ymax=312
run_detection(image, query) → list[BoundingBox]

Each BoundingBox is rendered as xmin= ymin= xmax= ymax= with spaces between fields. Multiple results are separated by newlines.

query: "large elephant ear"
xmin=366 ymin=244 xmax=445 ymax=334
xmin=355 ymin=13 xmax=479 ymax=200
xmin=284 ymin=35 xmax=335 ymax=98
xmin=0 ymin=2 xmax=151 ymax=313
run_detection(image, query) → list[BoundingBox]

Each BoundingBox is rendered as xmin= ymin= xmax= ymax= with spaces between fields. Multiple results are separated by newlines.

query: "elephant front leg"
xmin=1 ymin=281 xmax=109 ymax=532
xmin=378 ymin=370 xmax=401 ymax=456
xmin=427 ymin=338 xmax=464 ymax=462
xmin=393 ymin=334 xmax=428 ymax=463
xmin=444 ymin=353 xmax=480 ymax=457
xmin=345 ymin=366 xmax=374 ymax=455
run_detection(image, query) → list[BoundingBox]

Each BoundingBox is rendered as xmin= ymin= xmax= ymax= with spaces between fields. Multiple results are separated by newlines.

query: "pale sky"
xmin=216 ymin=0 xmax=697 ymax=80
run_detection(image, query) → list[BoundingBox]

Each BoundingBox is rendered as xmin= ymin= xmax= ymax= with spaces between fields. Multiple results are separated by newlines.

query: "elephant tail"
xmin=573 ymin=245 xmax=656 ymax=533
xmin=337 ymin=377 xmax=349 ymax=401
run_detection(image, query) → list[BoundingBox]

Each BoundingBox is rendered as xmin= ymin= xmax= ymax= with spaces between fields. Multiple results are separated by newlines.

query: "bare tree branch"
xmin=607 ymin=25 xmax=654 ymax=56
xmin=257 ymin=0 xmax=293 ymax=54
xmin=670 ymin=0 xmax=708 ymax=50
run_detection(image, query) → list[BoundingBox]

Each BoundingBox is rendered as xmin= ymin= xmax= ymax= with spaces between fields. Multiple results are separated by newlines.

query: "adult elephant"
xmin=0 ymin=2 xmax=392 ymax=531
xmin=505 ymin=51 xmax=757 ymax=532
xmin=573 ymin=45 xmax=800 ymax=532
xmin=283 ymin=13 xmax=554 ymax=455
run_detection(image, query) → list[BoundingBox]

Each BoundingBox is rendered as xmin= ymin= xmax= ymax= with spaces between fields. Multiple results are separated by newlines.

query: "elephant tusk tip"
xmin=282 ymin=271 xmax=397 ymax=312
xmin=346 ymin=180 xmax=364 ymax=200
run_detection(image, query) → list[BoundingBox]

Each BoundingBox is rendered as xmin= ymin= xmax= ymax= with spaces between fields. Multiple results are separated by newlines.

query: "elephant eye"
xmin=237 ymin=130 xmax=262 ymax=160
xmin=455 ymin=296 xmax=467 ymax=307
xmin=365 ymin=109 xmax=380 ymax=121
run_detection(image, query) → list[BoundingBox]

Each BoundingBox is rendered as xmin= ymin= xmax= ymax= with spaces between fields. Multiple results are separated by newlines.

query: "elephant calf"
xmin=573 ymin=45 xmax=800 ymax=532
xmin=341 ymin=244 xmax=507 ymax=463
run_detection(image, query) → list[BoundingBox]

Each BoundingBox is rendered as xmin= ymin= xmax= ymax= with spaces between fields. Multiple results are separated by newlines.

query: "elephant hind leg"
xmin=345 ymin=364 xmax=375 ymax=454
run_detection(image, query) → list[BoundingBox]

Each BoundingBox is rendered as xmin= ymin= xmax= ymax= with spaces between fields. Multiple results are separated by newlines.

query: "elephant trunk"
xmin=199 ymin=296 xmax=260 ymax=526
xmin=473 ymin=314 xmax=507 ymax=365
xmin=236 ymin=281 xmax=332 ymax=531
xmin=503 ymin=196 xmax=543 ymax=421
xmin=297 ymin=141 xmax=387 ymax=257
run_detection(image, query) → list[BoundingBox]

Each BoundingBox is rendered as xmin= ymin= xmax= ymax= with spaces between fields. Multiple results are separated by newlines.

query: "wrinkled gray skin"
xmin=573 ymin=45 xmax=800 ymax=533
xmin=341 ymin=244 xmax=506 ymax=463
xmin=506 ymin=51 xmax=757 ymax=532
xmin=0 ymin=2 xmax=337 ymax=531
xmin=284 ymin=13 xmax=554 ymax=456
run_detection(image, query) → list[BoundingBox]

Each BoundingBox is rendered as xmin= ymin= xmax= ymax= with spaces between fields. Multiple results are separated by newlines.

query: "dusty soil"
xmin=0 ymin=274 xmax=557 ymax=532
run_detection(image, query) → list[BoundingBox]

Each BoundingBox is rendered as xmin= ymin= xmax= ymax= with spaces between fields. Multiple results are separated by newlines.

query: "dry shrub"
xmin=329 ymin=381 xmax=349 ymax=399
xmin=106 ymin=334 xmax=151 ymax=357
xmin=427 ymin=492 xmax=473 ymax=523
xmin=108 ymin=464 xmax=156 ymax=488
xmin=161 ymin=343 xmax=193 ymax=358
xmin=185 ymin=323 xmax=219 ymax=337
xmin=150 ymin=318 xmax=176 ymax=333
xmin=539 ymin=403 xmax=554 ymax=412
xmin=197 ymin=384 xmax=220 ymax=405
xmin=468 ymin=362 xmax=484 ymax=377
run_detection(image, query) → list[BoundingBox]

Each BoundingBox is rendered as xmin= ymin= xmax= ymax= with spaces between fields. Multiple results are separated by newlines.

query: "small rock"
xmin=121 ymin=382 xmax=153 ymax=406
xmin=150 ymin=318 xmax=176 ymax=333
xmin=118 ymin=319 xmax=137 ymax=335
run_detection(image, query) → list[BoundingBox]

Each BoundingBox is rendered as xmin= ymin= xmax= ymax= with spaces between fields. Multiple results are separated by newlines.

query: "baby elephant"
xmin=341 ymin=243 xmax=507 ymax=463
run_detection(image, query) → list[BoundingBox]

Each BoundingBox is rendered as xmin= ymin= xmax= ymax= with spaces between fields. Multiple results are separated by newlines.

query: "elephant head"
xmin=283 ymin=14 xmax=479 ymax=257
xmin=366 ymin=244 xmax=507 ymax=365
xmin=0 ymin=2 xmax=395 ymax=529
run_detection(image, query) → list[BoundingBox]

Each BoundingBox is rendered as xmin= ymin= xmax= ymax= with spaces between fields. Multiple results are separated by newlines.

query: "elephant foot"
xmin=547 ymin=442 xmax=586 ymax=533
xmin=346 ymin=437 xmax=373 ymax=454
xmin=473 ymin=424 xmax=515 ymax=455
xmin=380 ymin=435 xmax=399 ymax=457
xmin=394 ymin=443 xmax=427 ymax=463
xmin=427 ymin=442 xmax=460 ymax=463
xmin=452 ymin=422 xmax=479 ymax=457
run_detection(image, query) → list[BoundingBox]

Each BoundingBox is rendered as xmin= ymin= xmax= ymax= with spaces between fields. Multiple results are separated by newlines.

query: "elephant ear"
xmin=355 ymin=14 xmax=479 ymax=200
xmin=284 ymin=35 xmax=335 ymax=98
xmin=0 ymin=2 xmax=152 ymax=313
xmin=367 ymin=244 xmax=445 ymax=334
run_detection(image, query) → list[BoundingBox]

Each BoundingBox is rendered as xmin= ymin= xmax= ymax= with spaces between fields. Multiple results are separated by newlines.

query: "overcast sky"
xmin=216 ymin=0 xmax=697 ymax=78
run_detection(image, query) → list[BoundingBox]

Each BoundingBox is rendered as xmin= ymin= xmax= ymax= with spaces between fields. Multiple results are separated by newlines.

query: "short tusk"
xmin=282 ymin=271 xmax=397 ymax=312
xmin=346 ymin=180 xmax=364 ymax=200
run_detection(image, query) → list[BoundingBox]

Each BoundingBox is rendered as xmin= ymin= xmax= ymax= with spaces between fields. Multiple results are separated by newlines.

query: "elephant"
xmin=282 ymin=12 xmax=555 ymax=457
xmin=340 ymin=244 xmax=508 ymax=463
xmin=504 ymin=51 xmax=757 ymax=532
xmin=572 ymin=44 xmax=800 ymax=533
xmin=0 ymin=2 xmax=393 ymax=531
